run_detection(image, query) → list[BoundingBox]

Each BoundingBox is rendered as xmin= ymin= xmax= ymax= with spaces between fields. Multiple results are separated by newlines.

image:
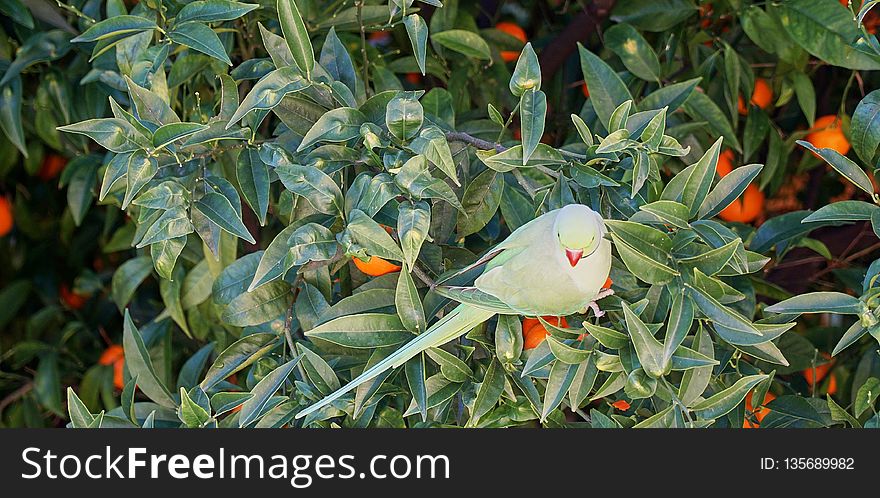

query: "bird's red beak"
xmin=565 ymin=248 xmax=584 ymax=267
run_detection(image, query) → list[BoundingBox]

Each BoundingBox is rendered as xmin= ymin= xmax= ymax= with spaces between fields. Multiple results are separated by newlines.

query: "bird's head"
xmin=555 ymin=204 xmax=605 ymax=267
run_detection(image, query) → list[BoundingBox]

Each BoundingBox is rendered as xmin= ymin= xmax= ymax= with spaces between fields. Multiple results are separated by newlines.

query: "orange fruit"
xmin=60 ymin=283 xmax=88 ymax=309
xmin=602 ymin=277 xmax=613 ymax=289
xmin=352 ymin=255 xmax=402 ymax=277
xmin=522 ymin=316 xmax=569 ymax=350
xmin=716 ymin=150 xmax=765 ymax=223
xmin=368 ymin=31 xmax=391 ymax=46
xmin=805 ymin=115 xmax=850 ymax=156
xmin=743 ymin=390 xmax=776 ymax=428
xmin=699 ymin=3 xmax=714 ymax=30
xmin=496 ymin=22 xmax=527 ymax=63
xmin=737 ymin=78 xmax=773 ymax=115
xmin=405 ymin=73 xmax=422 ymax=85
xmin=611 ymin=399 xmax=631 ymax=411
xmin=716 ymin=149 xmax=735 ymax=177
xmin=719 ymin=185 xmax=765 ymax=223
xmin=99 ymin=345 xmax=125 ymax=390
xmin=581 ymin=82 xmax=589 ymax=98
xmin=38 ymin=154 xmax=67 ymax=181
xmin=0 ymin=197 xmax=12 ymax=237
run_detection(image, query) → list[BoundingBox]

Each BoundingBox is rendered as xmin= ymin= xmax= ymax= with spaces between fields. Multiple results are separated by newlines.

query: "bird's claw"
xmin=581 ymin=288 xmax=614 ymax=318
xmin=587 ymin=301 xmax=605 ymax=318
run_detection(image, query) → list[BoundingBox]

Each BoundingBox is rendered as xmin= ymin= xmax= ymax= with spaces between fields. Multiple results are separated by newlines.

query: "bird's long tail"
xmin=295 ymin=304 xmax=495 ymax=420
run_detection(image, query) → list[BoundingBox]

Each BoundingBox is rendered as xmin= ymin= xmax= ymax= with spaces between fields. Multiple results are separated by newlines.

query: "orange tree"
xmin=1 ymin=0 xmax=879 ymax=428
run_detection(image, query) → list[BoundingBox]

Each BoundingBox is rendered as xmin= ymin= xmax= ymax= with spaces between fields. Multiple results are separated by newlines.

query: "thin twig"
xmin=445 ymin=131 xmax=507 ymax=153
xmin=411 ymin=264 xmax=436 ymax=289
xmin=0 ymin=382 xmax=33 ymax=414
xmin=512 ymin=168 xmax=538 ymax=198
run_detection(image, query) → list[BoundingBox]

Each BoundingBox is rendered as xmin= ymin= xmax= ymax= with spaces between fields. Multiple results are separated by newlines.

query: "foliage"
xmin=1 ymin=0 xmax=880 ymax=428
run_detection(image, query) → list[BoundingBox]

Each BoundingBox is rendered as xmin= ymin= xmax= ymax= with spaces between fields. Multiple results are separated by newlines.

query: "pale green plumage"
xmin=295 ymin=204 xmax=611 ymax=420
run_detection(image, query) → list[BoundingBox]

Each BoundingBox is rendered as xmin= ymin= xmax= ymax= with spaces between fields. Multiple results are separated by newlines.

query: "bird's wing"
xmin=436 ymin=209 xmax=559 ymax=286
xmin=433 ymin=286 xmax=520 ymax=314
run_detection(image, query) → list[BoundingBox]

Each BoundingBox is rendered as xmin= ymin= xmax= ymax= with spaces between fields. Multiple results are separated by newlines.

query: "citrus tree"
xmin=1 ymin=0 xmax=879 ymax=428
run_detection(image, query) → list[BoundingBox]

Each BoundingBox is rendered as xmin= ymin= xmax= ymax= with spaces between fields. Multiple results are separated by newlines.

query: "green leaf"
xmin=604 ymin=23 xmax=661 ymax=82
xmin=122 ymin=310 xmax=176 ymax=408
xmin=152 ymin=122 xmax=208 ymax=149
xmin=111 ymin=256 xmax=153 ymax=311
xmin=519 ymin=88 xmax=547 ymax=165
xmin=410 ymin=127 xmax=459 ymax=185
xmin=578 ymin=43 xmax=634 ymax=130
xmin=347 ymin=209 xmax=403 ymax=261
xmin=57 ymin=118 xmax=143 ymax=154
xmin=470 ymin=359 xmax=505 ymax=424
xmin=239 ymin=356 xmax=301 ymax=427
xmin=639 ymin=78 xmax=700 ymax=113
xmin=476 ymin=144 xmax=565 ymax=173
xmin=201 ymin=333 xmax=280 ymax=390
xmin=622 ymin=303 xmax=665 ymax=378
xmin=67 ymin=387 xmax=95 ymax=428
xmin=779 ymin=0 xmax=880 ymax=70
xmin=275 ymin=163 xmax=343 ymax=214
xmin=320 ymin=27 xmax=359 ymax=96
xmin=699 ymin=164 xmax=763 ymax=219
xmin=277 ymin=0 xmax=315 ymax=78
xmin=221 ymin=281 xmax=291 ymax=326
xmin=178 ymin=387 xmax=210 ymax=427
xmin=137 ymin=206 xmax=193 ymax=247
xmin=682 ymin=91 xmax=741 ymax=152
xmin=228 ymin=67 xmax=309 ymax=126
xmin=610 ymin=0 xmax=695 ymax=32
xmin=386 ymin=93 xmax=424 ymax=141
xmin=426 ymin=347 xmax=472 ymax=383
xmin=305 ymin=313 xmax=413 ymax=349
xmin=125 ymin=76 xmax=180 ymax=126
xmin=798 ymin=140 xmax=875 ymax=195
xmin=237 ymin=148 xmax=270 ymax=225
xmin=691 ymin=374 xmax=767 ymax=419
xmin=0 ymin=74 xmax=26 ymax=155
xmin=854 ymin=377 xmax=880 ymax=417
xmin=296 ymin=343 xmax=340 ymax=395
xmin=298 ymin=107 xmax=366 ymax=150
xmin=852 ymin=89 xmax=880 ymax=165
xmin=679 ymin=325 xmax=714 ymax=406
xmin=176 ymin=0 xmax=258 ymax=24
xmin=542 ymin=361 xmax=578 ymax=421
xmin=404 ymin=14 xmax=428 ymax=75
xmin=194 ymin=192 xmax=256 ymax=244
xmin=72 ymin=15 xmax=157 ymax=43
xmin=168 ymin=22 xmax=232 ymax=65
xmin=766 ymin=292 xmax=863 ymax=315
xmin=457 ymin=169 xmax=504 ymax=237
xmin=398 ymin=200 xmax=431 ymax=270
xmin=396 ymin=270 xmax=426 ymax=334
xmin=509 ymin=42 xmax=541 ymax=97
xmin=431 ymin=30 xmax=491 ymax=60
xmin=791 ymin=72 xmax=816 ymax=126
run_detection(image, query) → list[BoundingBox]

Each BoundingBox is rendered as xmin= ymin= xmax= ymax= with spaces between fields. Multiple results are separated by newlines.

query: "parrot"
xmin=295 ymin=203 xmax=613 ymax=420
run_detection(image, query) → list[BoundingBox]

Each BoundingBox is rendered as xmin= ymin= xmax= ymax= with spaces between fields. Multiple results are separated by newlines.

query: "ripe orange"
xmin=522 ymin=316 xmax=569 ymax=350
xmin=99 ymin=345 xmax=125 ymax=390
xmin=743 ymin=390 xmax=776 ymax=428
xmin=367 ymin=31 xmax=391 ymax=46
xmin=737 ymin=78 xmax=773 ymax=115
xmin=38 ymin=154 xmax=67 ymax=181
xmin=581 ymin=82 xmax=589 ymax=98
xmin=805 ymin=115 xmax=850 ymax=156
xmin=496 ymin=22 xmax=527 ymax=63
xmin=716 ymin=150 xmax=765 ymax=223
xmin=719 ymin=185 xmax=765 ymax=223
xmin=611 ymin=399 xmax=631 ymax=411
xmin=404 ymin=73 xmax=422 ymax=85
xmin=0 ymin=196 xmax=12 ymax=237
xmin=352 ymin=255 xmax=402 ymax=277
xmin=60 ymin=283 xmax=88 ymax=309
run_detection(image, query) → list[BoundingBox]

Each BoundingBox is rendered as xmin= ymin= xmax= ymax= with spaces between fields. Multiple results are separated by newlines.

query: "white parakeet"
xmin=295 ymin=203 xmax=613 ymax=420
